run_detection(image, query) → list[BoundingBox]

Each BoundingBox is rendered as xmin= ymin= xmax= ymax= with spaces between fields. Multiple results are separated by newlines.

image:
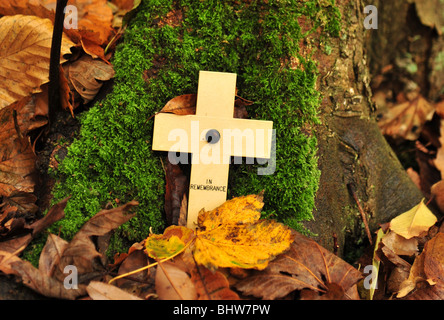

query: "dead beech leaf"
xmin=378 ymin=94 xmax=435 ymax=141
xmin=86 ymin=281 xmax=142 ymax=300
xmin=0 ymin=0 xmax=55 ymax=21
xmin=423 ymin=232 xmax=444 ymax=284
xmin=0 ymin=136 xmax=36 ymax=197
xmin=159 ymin=92 xmax=253 ymax=118
xmin=52 ymin=201 xmax=138 ymax=283
xmin=434 ymin=120 xmax=444 ymax=175
xmin=413 ymin=0 xmax=444 ymax=35
xmin=431 ymin=180 xmax=444 ymax=215
xmin=381 ymin=231 xmax=418 ymax=256
xmin=0 ymin=250 xmax=85 ymax=299
xmin=160 ymin=94 xmax=197 ymax=115
xmin=180 ymin=249 xmax=239 ymax=300
xmin=0 ymin=15 xmax=74 ymax=110
xmin=39 ymin=234 xmax=68 ymax=277
xmin=235 ymin=232 xmax=362 ymax=300
xmin=155 ymin=261 xmax=197 ymax=300
xmin=164 ymin=158 xmax=187 ymax=225
xmin=64 ymin=54 xmax=115 ymax=104
xmin=389 ymin=199 xmax=437 ymax=239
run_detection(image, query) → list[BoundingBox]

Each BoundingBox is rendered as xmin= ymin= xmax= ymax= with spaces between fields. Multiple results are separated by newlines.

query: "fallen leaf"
xmin=197 ymin=193 xmax=264 ymax=230
xmin=28 ymin=197 xmax=68 ymax=236
xmin=86 ymin=281 xmax=142 ymax=300
xmin=397 ymin=249 xmax=430 ymax=298
xmin=160 ymin=94 xmax=197 ymax=115
xmin=114 ymin=246 xmax=149 ymax=291
xmin=52 ymin=201 xmax=138 ymax=283
xmin=155 ymin=261 xmax=197 ymax=300
xmin=0 ymin=0 xmax=55 ymax=23
xmin=434 ymin=119 xmax=444 ymax=176
xmin=377 ymin=94 xmax=435 ymax=141
xmin=0 ymin=250 xmax=86 ymax=299
xmin=194 ymin=219 xmax=293 ymax=270
xmin=412 ymin=0 xmax=444 ymax=35
xmin=180 ymin=249 xmax=239 ymax=300
xmin=235 ymin=231 xmax=362 ymax=300
xmin=0 ymin=15 xmax=74 ymax=109
xmin=159 ymin=92 xmax=253 ymax=118
xmin=0 ymin=94 xmax=49 ymax=197
xmin=0 ymin=136 xmax=37 ymax=197
xmin=368 ymin=228 xmax=385 ymax=300
xmin=192 ymin=193 xmax=292 ymax=271
xmin=431 ymin=180 xmax=444 ymax=214
xmin=423 ymin=232 xmax=444 ymax=284
xmin=389 ymin=199 xmax=437 ymax=239
xmin=145 ymin=225 xmax=194 ymax=260
xmin=63 ymin=54 xmax=115 ymax=104
xmin=381 ymin=231 xmax=418 ymax=256
xmin=38 ymin=233 xmax=69 ymax=277
xmin=164 ymin=157 xmax=188 ymax=225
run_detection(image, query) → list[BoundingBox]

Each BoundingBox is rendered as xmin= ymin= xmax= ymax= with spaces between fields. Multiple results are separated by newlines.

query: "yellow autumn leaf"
xmin=193 ymin=194 xmax=293 ymax=270
xmin=197 ymin=192 xmax=264 ymax=230
xmin=389 ymin=199 xmax=437 ymax=239
xmin=0 ymin=15 xmax=75 ymax=110
xmin=145 ymin=225 xmax=194 ymax=259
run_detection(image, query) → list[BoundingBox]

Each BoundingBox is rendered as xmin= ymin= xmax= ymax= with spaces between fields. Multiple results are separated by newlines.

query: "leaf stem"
xmin=108 ymin=239 xmax=194 ymax=285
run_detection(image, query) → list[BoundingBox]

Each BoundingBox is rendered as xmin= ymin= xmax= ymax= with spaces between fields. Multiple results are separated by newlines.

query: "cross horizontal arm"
xmin=152 ymin=113 xmax=273 ymax=158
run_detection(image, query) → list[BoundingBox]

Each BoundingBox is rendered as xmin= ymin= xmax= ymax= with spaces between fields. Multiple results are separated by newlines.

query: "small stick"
xmin=48 ymin=0 xmax=68 ymax=125
xmin=347 ymin=183 xmax=373 ymax=245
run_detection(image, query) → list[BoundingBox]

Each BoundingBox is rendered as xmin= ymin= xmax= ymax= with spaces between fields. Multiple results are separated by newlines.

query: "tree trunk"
xmin=302 ymin=0 xmax=424 ymax=259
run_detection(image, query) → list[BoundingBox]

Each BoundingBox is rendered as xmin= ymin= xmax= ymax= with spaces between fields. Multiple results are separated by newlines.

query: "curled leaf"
xmin=145 ymin=225 xmax=194 ymax=260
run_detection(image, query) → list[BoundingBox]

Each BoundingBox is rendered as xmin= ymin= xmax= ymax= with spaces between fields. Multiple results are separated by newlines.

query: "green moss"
xmin=48 ymin=0 xmax=340 ymax=254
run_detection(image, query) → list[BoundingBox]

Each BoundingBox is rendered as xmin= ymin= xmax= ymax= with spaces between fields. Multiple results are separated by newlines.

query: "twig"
xmin=347 ymin=183 xmax=373 ymax=245
xmin=108 ymin=239 xmax=193 ymax=285
xmin=48 ymin=0 xmax=68 ymax=125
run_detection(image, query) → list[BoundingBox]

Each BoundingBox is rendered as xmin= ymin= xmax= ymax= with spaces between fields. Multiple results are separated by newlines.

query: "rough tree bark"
xmin=302 ymin=0 xmax=424 ymax=258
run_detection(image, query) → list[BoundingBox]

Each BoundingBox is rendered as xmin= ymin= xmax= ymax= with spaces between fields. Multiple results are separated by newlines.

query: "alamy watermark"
xmin=63 ymin=5 xmax=78 ymax=29
xmin=364 ymin=5 xmax=378 ymax=30
xmin=63 ymin=265 xmax=78 ymax=289
xmin=166 ymin=121 xmax=276 ymax=175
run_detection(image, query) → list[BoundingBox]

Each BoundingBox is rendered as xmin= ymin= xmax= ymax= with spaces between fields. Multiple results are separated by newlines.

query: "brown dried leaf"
xmin=0 ymin=0 xmax=55 ymax=21
xmin=0 ymin=250 xmax=85 ymax=299
xmin=155 ymin=261 xmax=197 ymax=300
xmin=86 ymin=281 xmax=142 ymax=300
xmin=0 ymin=15 xmax=74 ymax=110
xmin=180 ymin=249 xmax=239 ymax=300
xmin=0 ymin=136 xmax=36 ymax=197
xmin=381 ymin=231 xmax=418 ymax=256
xmin=164 ymin=158 xmax=187 ymax=225
xmin=434 ymin=119 xmax=444 ymax=175
xmin=160 ymin=92 xmax=253 ymax=118
xmin=38 ymin=234 xmax=68 ymax=277
xmin=423 ymin=232 xmax=444 ymax=284
xmin=431 ymin=180 xmax=444 ymax=214
xmin=65 ymin=54 xmax=115 ymax=104
xmin=235 ymin=232 xmax=362 ymax=300
xmin=160 ymin=94 xmax=197 ymax=115
xmin=52 ymin=201 xmax=138 ymax=283
xmin=378 ymin=94 xmax=435 ymax=141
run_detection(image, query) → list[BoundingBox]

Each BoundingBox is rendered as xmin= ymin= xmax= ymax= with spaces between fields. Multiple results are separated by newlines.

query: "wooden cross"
xmin=152 ymin=71 xmax=273 ymax=229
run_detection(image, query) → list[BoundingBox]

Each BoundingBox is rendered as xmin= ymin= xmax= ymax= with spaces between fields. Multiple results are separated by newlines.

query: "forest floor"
xmin=1 ymin=0 xmax=444 ymax=301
